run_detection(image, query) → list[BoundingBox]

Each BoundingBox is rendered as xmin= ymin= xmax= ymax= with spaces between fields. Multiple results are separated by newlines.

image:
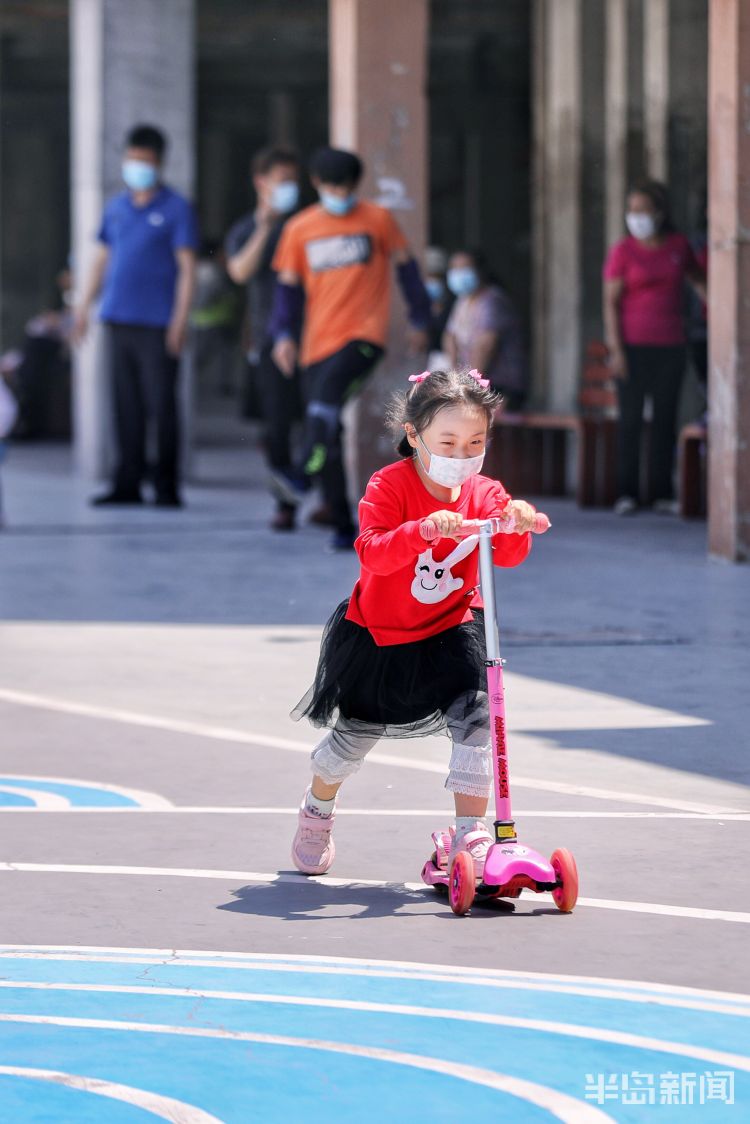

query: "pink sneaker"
xmin=448 ymin=821 xmax=493 ymax=880
xmin=291 ymin=804 xmax=336 ymax=875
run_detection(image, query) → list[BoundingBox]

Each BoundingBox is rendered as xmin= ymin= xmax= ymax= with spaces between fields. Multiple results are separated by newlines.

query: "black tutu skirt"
xmin=293 ymin=599 xmax=488 ymax=739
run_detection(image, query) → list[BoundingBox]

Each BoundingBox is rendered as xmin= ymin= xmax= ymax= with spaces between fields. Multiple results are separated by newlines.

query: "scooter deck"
xmin=422 ymin=859 xmax=558 ymax=899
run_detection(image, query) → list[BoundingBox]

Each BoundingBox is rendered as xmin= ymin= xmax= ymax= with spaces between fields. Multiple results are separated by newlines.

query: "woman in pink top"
xmin=603 ymin=180 xmax=706 ymax=515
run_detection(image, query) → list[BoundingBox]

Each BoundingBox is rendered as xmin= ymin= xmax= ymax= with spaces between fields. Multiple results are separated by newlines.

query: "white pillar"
xmin=643 ymin=0 xmax=670 ymax=180
xmin=70 ymin=0 xmax=195 ymax=479
xmin=533 ymin=0 xmax=582 ymax=413
xmin=605 ymin=0 xmax=629 ymax=249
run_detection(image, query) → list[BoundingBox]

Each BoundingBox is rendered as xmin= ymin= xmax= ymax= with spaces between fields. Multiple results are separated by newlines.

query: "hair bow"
xmin=408 ymin=370 xmax=431 ymax=384
xmin=468 ymin=368 xmax=490 ymax=388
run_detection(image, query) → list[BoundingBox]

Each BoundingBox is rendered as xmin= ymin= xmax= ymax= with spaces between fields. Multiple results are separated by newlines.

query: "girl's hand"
xmin=423 ymin=509 xmax=464 ymax=540
xmin=506 ymin=500 xmax=537 ymax=534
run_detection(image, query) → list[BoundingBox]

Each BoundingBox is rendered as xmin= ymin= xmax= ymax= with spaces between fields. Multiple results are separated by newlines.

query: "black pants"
xmin=108 ymin=323 xmax=179 ymax=498
xmin=690 ymin=339 xmax=708 ymax=388
xmin=617 ymin=345 xmax=686 ymax=503
xmin=257 ymin=343 xmax=302 ymax=488
xmin=298 ymin=339 xmax=383 ymax=535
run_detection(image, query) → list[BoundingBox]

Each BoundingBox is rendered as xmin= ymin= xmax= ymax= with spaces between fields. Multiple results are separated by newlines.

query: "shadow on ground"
xmin=216 ymin=879 xmax=568 ymax=923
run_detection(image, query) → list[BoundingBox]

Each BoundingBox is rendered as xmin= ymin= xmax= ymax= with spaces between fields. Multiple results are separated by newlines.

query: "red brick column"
xmin=708 ymin=0 xmax=750 ymax=560
xmin=329 ymin=0 xmax=429 ymax=490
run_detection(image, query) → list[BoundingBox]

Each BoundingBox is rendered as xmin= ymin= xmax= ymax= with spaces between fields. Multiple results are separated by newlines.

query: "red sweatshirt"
xmin=346 ymin=459 xmax=531 ymax=646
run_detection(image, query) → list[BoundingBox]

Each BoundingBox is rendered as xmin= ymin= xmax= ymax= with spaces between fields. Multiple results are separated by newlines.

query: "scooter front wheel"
xmin=449 ymin=852 xmax=476 ymax=915
xmin=550 ymin=848 xmax=579 ymax=912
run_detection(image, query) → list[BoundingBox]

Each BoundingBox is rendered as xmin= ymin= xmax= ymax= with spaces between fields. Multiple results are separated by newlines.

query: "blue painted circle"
xmin=0 ymin=779 xmax=139 ymax=807
xmin=0 ymin=948 xmax=746 ymax=1121
xmin=0 ymin=791 xmax=35 ymax=807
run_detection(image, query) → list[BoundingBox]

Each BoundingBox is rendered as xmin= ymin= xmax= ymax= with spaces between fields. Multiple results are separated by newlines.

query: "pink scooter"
xmin=419 ymin=512 xmax=579 ymax=916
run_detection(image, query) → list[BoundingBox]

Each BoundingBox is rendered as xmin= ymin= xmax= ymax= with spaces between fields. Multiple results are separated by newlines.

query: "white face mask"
xmin=270 ymin=180 xmax=299 ymax=214
xmin=626 ymin=212 xmax=657 ymax=240
xmin=416 ymin=433 xmax=485 ymax=487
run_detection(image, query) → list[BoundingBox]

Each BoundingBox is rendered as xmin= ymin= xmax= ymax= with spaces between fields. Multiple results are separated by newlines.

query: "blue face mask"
xmin=122 ymin=159 xmax=159 ymax=192
xmin=425 ymin=278 xmax=446 ymax=302
xmin=447 ymin=267 xmax=480 ymax=297
xmin=320 ymin=189 xmax=356 ymax=216
xmin=271 ymin=180 xmax=299 ymax=214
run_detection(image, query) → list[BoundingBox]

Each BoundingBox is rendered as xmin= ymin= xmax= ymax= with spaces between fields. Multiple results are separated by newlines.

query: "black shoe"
xmin=308 ymin=503 xmax=336 ymax=528
xmin=90 ymin=491 xmax=143 ymax=507
xmin=327 ymin=531 xmax=356 ymax=552
xmin=154 ymin=492 xmax=183 ymax=508
xmin=270 ymin=506 xmax=296 ymax=532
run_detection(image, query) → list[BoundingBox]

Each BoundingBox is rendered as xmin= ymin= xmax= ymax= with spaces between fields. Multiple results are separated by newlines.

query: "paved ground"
xmin=1 ymin=440 xmax=748 ymax=1121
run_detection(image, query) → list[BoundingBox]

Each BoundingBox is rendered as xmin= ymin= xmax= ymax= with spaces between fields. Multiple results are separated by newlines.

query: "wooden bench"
xmin=576 ymin=341 xmax=619 ymax=506
xmin=483 ymin=410 xmax=574 ymax=496
xmin=483 ymin=342 xmax=618 ymax=504
xmin=485 ymin=344 xmax=706 ymax=514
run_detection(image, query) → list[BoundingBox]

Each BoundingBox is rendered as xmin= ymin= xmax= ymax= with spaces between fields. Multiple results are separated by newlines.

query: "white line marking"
xmin=0 ymin=686 xmax=311 ymax=751
xmin=1 ymin=863 xmax=748 ymax=923
xmin=2 ymin=1011 xmax=748 ymax=1090
xmin=0 ymin=1019 xmax=612 ymax=1123
xmin=0 ymin=774 xmax=173 ymax=809
xmin=3 ymin=947 xmax=748 ymax=1006
xmin=2 ymin=978 xmax=747 ymax=1022
xmin=498 ymin=778 xmax=743 ymax=816
xmin=0 ymin=687 xmax=735 ymax=814
xmin=0 ymin=806 xmax=747 ymax=820
xmin=0 ymin=785 xmax=71 ymax=810
xmin=0 ymin=1066 xmax=221 ymax=1123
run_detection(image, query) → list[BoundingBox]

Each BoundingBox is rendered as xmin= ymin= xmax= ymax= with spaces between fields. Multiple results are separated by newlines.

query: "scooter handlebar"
xmin=419 ymin=512 xmax=551 ymax=541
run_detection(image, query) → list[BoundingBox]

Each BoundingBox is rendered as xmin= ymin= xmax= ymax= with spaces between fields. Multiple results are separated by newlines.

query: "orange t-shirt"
xmin=272 ymin=200 xmax=408 ymax=366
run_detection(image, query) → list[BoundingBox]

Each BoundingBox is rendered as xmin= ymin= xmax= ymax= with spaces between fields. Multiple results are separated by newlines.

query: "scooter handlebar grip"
xmin=419 ymin=513 xmax=550 ymax=540
xmin=497 ymin=512 xmax=551 ymax=534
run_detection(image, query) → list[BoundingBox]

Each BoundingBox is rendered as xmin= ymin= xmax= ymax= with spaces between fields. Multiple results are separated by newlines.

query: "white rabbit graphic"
xmin=411 ymin=534 xmax=479 ymax=605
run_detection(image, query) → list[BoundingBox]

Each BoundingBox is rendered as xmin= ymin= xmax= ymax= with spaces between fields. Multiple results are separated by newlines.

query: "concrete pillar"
xmin=643 ymin=0 xmax=670 ymax=180
xmin=328 ymin=0 xmax=428 ymax=487
xmin=532 ymin=0 xmax=582 ymax=412
xmin=531 ymin=0 xmax=548 ymax=406
xmin=0 ymin=78 xmax=3 ymax=357
xmin=707 ymin=0 xmax=750 ymax=561
xmin=605 ymin=0 xmax=629 ymax=249
xmin=70 ymin=0 xmax=195 ymax=479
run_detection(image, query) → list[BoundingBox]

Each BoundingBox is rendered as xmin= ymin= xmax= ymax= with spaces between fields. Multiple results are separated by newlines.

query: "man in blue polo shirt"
xmin=73 ymin=124 xmax=198 ymax=506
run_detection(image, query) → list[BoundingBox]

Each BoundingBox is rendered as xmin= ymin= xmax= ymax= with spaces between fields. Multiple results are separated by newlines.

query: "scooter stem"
xmin=477 ymin=521 xmax=516 ymax=839
xmin=478 ymin=522 xmax=500 ymax=662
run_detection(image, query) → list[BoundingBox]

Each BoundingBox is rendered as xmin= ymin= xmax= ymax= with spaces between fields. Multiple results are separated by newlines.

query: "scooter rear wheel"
xmin=550 ymin=848 xmax=579 ymax=912
xmin=449 ymin=852 xmax=475 ymax=915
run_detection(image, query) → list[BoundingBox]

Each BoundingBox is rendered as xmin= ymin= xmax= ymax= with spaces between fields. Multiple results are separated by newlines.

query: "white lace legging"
xmin=310 ymin=691 xmax=492 ymax=798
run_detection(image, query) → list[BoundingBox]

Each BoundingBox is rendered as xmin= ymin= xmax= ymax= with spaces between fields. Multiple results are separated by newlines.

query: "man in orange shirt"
xmin=269 ymin=147 xmax=430 ymax=550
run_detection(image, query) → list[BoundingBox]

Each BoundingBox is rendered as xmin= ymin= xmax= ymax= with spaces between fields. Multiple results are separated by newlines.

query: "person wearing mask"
xmin=225 ymin=147 xmax=303 ymax=531
xmin=603 ymin=179 xmax=706 ymax=516
xmin=73 ymin=124 xmax=198 ymax=507
xmin=269 ymin=146 xmax=431 ymax=551
xmin=423 ymin=245 xmax=453 ymax=368
xmin=442 ymin=249 xmax=528 ymax=411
